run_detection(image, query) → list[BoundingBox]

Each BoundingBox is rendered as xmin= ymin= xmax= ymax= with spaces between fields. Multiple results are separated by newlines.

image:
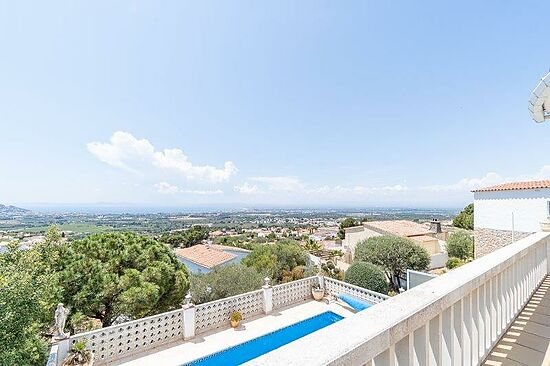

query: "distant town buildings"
xmin=473 ymin=180 xmax=550 ymax=257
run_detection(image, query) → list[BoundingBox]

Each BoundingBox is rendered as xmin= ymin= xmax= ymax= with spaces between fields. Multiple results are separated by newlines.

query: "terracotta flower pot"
xmin=312 ymin=288 xmax=324 ymax=301
xmin=230 ymin=319 xmax=240 ymax=328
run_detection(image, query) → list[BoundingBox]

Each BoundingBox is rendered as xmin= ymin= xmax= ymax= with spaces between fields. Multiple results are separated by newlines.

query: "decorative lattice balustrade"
xmin=272 ymin=277 xmax=319 ymax=309
xmin=54 ymin=275 xmax=388 ymax=365
xmin=324 ymin=277 xmax=389 ymax=304
xmin=68 ymin=308 xmax=183 ymax=364
xmin=195 ymin=289 xmax=264 ymax=334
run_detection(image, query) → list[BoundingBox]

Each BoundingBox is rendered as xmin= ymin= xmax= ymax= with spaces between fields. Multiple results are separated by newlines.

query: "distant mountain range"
xmin=0 ymin=204 xmax=30 ymax=215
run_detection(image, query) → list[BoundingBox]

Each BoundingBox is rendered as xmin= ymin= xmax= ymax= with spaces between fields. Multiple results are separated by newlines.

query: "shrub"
xmin=354 ymin=235 xmax=430 ymax=292
xmin=159 ymin=226 xmax=209 ymax=248
xmin=337 ymin=217 xmax=360 ymax=239
xmin=446 ymin=257 xmax=464 ymax=269
xmin=190 ymin=264 xmax=264 ymax=304
xmin=320 ymin=260 xmax=344 ymax=281
xmin=230 ymin=311 xmax=242 ymax=322
xmin=345 ymin=261 xmax=389 ymax=294
xmin=61 ymin=339 xmax=93 ymax=366
xmin=242 ymin=241 xmax=307 ymax=282
xmin=447 ymin=231 xmax=474 ymax=260
xmin=453 ymin=203 xmax=474 ymax=230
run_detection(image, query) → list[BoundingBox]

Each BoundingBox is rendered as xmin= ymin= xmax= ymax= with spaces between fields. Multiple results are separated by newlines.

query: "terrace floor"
xmin=114 ymin=300 xmax=354 ymax=366
xmin=484 ymin=276 xmax=550 ymax=366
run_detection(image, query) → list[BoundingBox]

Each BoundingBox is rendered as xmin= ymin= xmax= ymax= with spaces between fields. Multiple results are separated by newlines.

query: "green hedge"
xmin=344 ymin=261 xmax=389 ymax=294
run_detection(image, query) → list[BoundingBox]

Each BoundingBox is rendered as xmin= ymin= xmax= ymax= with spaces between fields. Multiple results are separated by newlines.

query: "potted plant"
xmin=62 ymin=339 xmax=94 ymax=366
xmin=311 ymin=284 xmax=325 ymax=301
xmin=230 ymin=311 xmax=242 ymax=328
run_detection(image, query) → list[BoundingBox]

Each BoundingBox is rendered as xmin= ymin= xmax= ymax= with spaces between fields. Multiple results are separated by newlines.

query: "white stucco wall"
xmin=342 ymin=226 xmax=381 ymax=258
xmin=474 ymin=188 xmax=550 ymax=232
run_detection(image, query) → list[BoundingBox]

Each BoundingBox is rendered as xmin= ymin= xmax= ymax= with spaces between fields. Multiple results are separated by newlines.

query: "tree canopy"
xmin=242 ymin=241 xmax=308 ymax=283
xmin=159 ymin=226 xmax=209 ymax=248
xmin=337 ymin=217 xmax=360 ymax=239
xmin=453 ymin=203 xmax=474 ymax=230
xmin=446 ymin=230 xmax=474 ymax=260
xmin=189 ymin=264 xmax=264 ymax=304
xmin=345 ymin=261 xmax=389 ymax=294
xmin=320 ymin=260 xmax=344 ymax=281
xmin=354 ymin=235 xmax=430 ymax=291
xmin=304 ymin=238 xmax=322 ymax=252
xmin=0 ymin=242 xmax=58 ymax=365
xmin=58 ymin=232 xmax=189 ymax=326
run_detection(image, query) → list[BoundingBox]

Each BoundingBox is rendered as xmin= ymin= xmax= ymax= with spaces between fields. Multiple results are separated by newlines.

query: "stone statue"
xmin=54 ymin=303 xmax=69 ymax=339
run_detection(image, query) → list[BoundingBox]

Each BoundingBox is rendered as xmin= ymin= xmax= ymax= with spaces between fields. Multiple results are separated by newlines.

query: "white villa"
xmin=474 ymin=180 xmax=550 ymax=257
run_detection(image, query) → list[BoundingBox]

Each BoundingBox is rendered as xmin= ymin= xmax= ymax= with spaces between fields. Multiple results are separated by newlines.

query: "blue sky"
xmin=0 ymin=1 xmax=549 ymax=209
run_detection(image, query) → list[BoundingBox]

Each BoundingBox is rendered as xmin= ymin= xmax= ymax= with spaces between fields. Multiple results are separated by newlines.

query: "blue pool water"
xmin=184 ymin=311 xmax=343 ymax=366
xmin=338 ymin=294 xmax=372 ymax=311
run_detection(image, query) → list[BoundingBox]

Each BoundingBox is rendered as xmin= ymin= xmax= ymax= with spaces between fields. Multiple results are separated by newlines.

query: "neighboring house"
xmin=473 ymin=180 xmax=550 ymax=257
xmin=309 ymin=226 xmax=338 ymax=241
xmin=175 ymin=244 xmax=250 ymax=274
xmin=342 ymin=225 xmax=380 ymax=257
xmin=342 ymin=219 xmax=448 ymax=269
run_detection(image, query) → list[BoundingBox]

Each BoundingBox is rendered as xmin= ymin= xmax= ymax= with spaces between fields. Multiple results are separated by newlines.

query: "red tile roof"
xmin=175 ymin=244 xmax=236 ymax=269
xmin=364 ymin=220 xmax=433 ymax=237
xmin=472 ymin=180 xmax=550 ymax=193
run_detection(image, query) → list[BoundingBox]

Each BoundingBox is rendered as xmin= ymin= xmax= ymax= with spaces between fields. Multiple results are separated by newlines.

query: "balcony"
xmin=250 ymin=231 xmax=550 ymax=365
xmin=48 ymin=231 xmax=550 ymax=365
xmin=48 ymin=276 xmax=387 ymax=366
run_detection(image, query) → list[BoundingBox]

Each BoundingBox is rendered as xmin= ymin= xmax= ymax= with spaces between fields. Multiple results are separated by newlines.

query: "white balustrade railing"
xmin=272 ymin=277 xmax=319 ymax=309
xmin=195 ymin=289 xmax=264 ymax=334
xmin=52 ymin=272 xmax=391 ymax=365
xmin=324 ymin=277 xmax=389 ymax=304
xmin=248 ymin=232 xmax=550 ymax=366
xmin=67 ymin=308 xmax=183 ymax=365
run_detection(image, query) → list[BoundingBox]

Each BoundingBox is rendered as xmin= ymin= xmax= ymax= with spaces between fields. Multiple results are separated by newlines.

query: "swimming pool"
xmin=184 ymin=311 xmax=343 ymax=366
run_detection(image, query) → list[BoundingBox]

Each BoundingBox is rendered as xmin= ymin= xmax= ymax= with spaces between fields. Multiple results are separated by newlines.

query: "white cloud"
xmin=421 ymin=165 xmax=550 ymax=192
xmin=88 ymin=131 xmax=237 ymax=182
xmin=234 ymin=176 xmax=409 ymax=198
xmin=183 ymin=189 xmax=223 ymax=196
xmin=533 ymin=165 xmax=550 ymax=180
xmin=421 ymin=172 xmax=503 ymax=192
xmin=154 ymin=182 xmax=180 ymax=194
xmin=307 ymin=184 xmax=409 ymax=196
xmin=250 ymin=176 xmax=306 ymax=192
xmin=154 ymin=182 xmax=223 ymax=195
xmin=234 ymin=182 xmax=263 ymax=194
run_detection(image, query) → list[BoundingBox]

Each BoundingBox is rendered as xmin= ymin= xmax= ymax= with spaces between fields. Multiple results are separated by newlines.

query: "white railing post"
xmin=55 ymin=339 xmax=70 ymax=366
xmin=442 ymin=307 xmax=453 ymax=366
xmin=462 ymin=293 xmax=472 ymax=365
xmin=46 ymin=345 xmax=59 ymax=366
xmin=182 ymin=291 xmax=196 ymax=340
xmin=262 ymin=277 xmax=273 ymax=314
xmin=317 ymin=273 xmax=325 ymax=290
xmin=471 ymin=288 xmax=480 ymax=365
xmin=428 ymin=314 xmax=442 ymax=365
xmin=412 ymin=324 xmax=428 ymax=366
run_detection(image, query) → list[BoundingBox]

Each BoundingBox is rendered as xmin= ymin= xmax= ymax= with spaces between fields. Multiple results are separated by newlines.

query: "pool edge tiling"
xmin=184 ymin=311 xmax=344 ymax=366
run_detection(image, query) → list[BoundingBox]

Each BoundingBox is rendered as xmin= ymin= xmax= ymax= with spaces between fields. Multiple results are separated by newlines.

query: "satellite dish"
xmin=529 ymin=71 xmax=550 ymax=123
